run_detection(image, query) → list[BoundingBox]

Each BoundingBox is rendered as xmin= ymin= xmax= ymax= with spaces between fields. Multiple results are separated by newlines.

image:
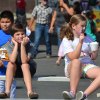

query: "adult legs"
xmin=33 ymin=24 xmax=42 ymax=56
xmin=56 ymin=26 xmax=61 ymax=47
xmin=44 ymin=24 xmax=51 ymax=55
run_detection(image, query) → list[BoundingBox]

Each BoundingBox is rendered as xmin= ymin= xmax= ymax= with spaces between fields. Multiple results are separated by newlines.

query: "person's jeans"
xmin=55 ymin=26 xmax=61 ymax=47
xmin=33 ymin=23 xmax=51 ymax=55
xmin=0 ymin=80 xmax=16 ymax=98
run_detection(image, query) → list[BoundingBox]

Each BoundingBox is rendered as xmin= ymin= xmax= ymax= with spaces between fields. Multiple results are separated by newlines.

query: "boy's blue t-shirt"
xmin=0 ymin=29 xmax=12 ymax=47
xmin=0 ymin=29 xmax=12 ymax=75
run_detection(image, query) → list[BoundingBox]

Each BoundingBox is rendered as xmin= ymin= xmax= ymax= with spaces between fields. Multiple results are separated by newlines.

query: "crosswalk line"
xmin=38 ymin=76 xmax=70 ymax=82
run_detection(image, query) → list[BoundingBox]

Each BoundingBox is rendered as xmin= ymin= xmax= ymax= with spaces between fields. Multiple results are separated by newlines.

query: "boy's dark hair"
xmin=0 ymin=10 xmax=14 ymax=23
xmin=11 ymin=23 xmax=25 ymax=36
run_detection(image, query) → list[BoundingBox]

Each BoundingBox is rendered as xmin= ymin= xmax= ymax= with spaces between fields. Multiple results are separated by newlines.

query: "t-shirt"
xmin=61 ymin=37 xmax=94 ymax=68
xmin=5 ymin=41 xmax=35 ymax=64
xmin=0 ymin=29 xmax=12 ymax=75
xmin=0 ymin=29 xmax=12 ymax=47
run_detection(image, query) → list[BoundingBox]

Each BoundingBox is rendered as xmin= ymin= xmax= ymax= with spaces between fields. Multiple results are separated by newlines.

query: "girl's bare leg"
xmin=68 ymin=59 xmax=82 ymax=94
xmin=84 ymin=67 xmax=100 ymax=96
xmin=6 ymin=62 xmax=16 ymax=94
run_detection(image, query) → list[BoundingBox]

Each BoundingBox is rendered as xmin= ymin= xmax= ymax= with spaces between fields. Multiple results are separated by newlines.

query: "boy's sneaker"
xmin=76 ymin=91 xmax=88 ymax=100
xmin=62 ymin=91 xmax=75 ymax=99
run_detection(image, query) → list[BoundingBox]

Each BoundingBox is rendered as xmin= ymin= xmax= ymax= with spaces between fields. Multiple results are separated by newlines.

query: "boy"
xmin=0 ymin=23 xmax=38 ymax=99
xmin=0 ymin=10 xmax=16 ymax=98
xmin=28 ymin=0 xmax=52 ymax=58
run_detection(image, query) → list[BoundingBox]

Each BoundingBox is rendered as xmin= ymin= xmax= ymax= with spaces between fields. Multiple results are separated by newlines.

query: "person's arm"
xmin=21 ymin=37 xmax=30 ymax=64
xmin=67 ymin=34 xmax=85 ymax=60
xmin=9 ymin=38 xmax=18 ymax=63
xmin=60 ymin=0 xmax=74 ymax=15
xmin=28 ymin=17 xmax=35 ymax=31
xmin=49 ymin=10 xmax=57 ymax=33
xmin=28 ymin=6 xmax=37 ymax=31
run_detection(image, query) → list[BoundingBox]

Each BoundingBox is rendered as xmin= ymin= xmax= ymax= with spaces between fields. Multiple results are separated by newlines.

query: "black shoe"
xmin=28 ymin=92 xmax=39 ymax=99
xmin=0 ymin=92 xmax=9 ymax=98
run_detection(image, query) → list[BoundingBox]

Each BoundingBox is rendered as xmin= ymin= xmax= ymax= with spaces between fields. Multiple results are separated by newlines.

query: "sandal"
xmin=28 ymin=92 xmax=39 ymax=99
xmin=0 ymin=92 xmax=9 ymax=98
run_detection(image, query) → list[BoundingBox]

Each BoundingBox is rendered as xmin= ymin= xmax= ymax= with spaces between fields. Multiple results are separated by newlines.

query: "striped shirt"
xmin=32 ymin=4 xmax=52 ymax=24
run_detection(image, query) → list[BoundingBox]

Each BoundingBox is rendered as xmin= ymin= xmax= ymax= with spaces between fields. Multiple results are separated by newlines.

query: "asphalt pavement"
xmin=15 ymin=44 xmax=100 ymax=100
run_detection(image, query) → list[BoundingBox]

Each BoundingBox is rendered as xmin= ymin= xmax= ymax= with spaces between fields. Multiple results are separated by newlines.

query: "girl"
xmin=0 ymin=23 xmax=38 ymax=99
xmin=60 ymin=14 xmax=100 ymax=100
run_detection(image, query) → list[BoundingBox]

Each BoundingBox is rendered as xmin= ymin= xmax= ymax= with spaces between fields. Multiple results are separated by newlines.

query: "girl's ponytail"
xmin=60 ymin=23 xmax=74 ymax=40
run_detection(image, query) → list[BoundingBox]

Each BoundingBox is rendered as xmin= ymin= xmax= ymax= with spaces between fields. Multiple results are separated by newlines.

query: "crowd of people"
xmin=0 ymin=0 xmax=100 ymax=99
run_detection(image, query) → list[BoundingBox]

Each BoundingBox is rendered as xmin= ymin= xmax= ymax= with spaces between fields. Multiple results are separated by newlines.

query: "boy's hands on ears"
xmin=21 ymin=36 xmax=29 ymax=46
xmin=12 ymin=38 xmax=18 ymax=46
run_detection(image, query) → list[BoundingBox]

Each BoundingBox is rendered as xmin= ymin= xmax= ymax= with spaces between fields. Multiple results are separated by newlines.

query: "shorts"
xmin=15 ymin=59 xmax=36 ymax=78
xmin=82 ymin=64 xmax=97 ymax=77
xmin=64 ymin=63 xmax=97 ymax=78
xmin=64 ymin=63 xmax=69 ymax=78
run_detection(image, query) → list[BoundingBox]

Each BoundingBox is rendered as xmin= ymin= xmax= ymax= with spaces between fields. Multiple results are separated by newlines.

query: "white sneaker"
xmin=76 ymin=91 xmax=88 ymax=100
xmin=62 ymin=91 xmax=75 ymax=99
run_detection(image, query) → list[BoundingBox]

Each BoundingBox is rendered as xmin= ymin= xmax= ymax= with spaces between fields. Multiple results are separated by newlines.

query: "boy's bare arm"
xmin=21 ymin=37 xmax=30 ymax=64
xmin=9 ymin=38 xmax=18 ymax=63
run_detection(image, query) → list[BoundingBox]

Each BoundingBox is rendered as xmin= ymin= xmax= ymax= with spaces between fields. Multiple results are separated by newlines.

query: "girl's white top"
xmin=61 ymin=37 xmax=95 ymax=68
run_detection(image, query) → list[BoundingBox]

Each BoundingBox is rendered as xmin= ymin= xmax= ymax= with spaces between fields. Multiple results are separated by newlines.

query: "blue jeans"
xmin=0 ymin=80 xmax=16 ymax=98
xmin=33 ymin=23 xmax=51 ymax=55
xmin=55 ymin=26 xmax=61 ymax=47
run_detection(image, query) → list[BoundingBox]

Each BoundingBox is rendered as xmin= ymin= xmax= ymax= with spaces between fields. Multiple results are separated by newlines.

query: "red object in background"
xmin=16 ymin=0 xmax=26 ymax=9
